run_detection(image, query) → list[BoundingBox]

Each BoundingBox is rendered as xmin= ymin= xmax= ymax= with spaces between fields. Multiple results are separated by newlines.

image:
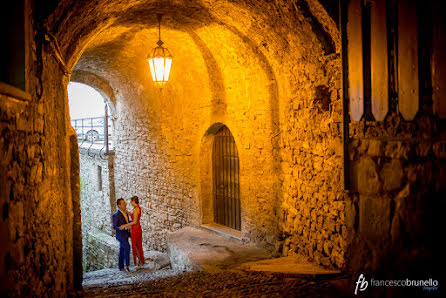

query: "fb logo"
xmin=355 ymin=274 xmax=368 ymax=295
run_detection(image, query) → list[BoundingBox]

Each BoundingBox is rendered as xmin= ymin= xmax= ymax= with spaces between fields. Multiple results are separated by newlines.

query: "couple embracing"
xmin=112 ymin=196 xmax=145 ymax=272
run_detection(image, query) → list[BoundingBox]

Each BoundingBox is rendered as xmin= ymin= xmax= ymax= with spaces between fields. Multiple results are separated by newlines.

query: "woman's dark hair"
xmin=131 ymin=196 xmax=139 ymax=204
xmin=117 ymin=198 xmax=124 ymax=206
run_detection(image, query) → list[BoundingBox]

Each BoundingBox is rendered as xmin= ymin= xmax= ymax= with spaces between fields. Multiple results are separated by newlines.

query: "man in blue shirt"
xmin=112 ymin=198 xmax=131 ymax=271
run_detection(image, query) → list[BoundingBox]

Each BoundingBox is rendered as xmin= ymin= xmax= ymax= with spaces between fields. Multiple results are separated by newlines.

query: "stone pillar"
xmin=70 ymin=131 xmax=83 ymax=289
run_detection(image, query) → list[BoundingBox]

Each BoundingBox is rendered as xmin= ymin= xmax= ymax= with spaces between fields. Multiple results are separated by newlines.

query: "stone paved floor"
xmin=74 ymin=267 xmax=352 ymax=297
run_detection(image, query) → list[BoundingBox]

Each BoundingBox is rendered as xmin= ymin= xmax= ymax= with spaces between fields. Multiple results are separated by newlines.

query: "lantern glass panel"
xmin=164 ymin=58 xmax=172 ymax=81
xmin=154 ymin=58 xmax=165 ymax=81
xmin=148 ymin=59 xmax=156 ymax=82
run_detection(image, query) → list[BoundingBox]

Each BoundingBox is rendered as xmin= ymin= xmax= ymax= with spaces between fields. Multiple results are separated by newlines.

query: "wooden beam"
xmin=398 ymin=0 xmax=419 ymax=120
xmin=347 ymin=0 xmax=364 ymax=121
xmin=370 ymin=0 xmax=388 ymax=121
xmin=432 ymin=4 xmax=446 ymax=118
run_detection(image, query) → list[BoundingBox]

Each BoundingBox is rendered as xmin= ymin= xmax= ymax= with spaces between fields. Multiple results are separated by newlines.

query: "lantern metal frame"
xmin=147 ymin=14 xmax=173 ymax=89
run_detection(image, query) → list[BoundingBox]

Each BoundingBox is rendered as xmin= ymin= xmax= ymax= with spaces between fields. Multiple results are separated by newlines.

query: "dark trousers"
xmin=118 ymin=238 xmax=130 ymax=269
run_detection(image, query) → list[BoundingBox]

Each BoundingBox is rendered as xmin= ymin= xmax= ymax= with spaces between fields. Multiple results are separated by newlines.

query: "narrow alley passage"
xmin=77 ymin=228 xmax=351 ymax=297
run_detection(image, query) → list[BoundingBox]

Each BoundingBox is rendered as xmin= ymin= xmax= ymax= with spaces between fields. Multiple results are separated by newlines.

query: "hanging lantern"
xmin=147 ymin=14 xmax=173 ymax=89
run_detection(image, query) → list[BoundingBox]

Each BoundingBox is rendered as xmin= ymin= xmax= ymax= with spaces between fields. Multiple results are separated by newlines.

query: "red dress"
xmin=130 ymin=204 xmax=144 ymax=265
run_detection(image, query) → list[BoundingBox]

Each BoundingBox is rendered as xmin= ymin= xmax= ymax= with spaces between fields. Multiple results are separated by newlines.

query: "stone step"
xmin=168 ymin=227 xmax=342 ymax=278
xmin=167 ymin=227 xmax=271 ymax=273
xmin=236 ymin=255 xmax=342 ymax=278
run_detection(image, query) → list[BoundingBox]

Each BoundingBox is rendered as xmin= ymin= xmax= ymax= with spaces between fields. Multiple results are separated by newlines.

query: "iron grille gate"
xmin=212 ymin=126 xmax=241 ymax=230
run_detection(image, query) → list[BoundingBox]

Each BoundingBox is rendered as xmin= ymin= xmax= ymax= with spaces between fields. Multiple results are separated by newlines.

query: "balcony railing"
xmin=71 ymin=115 xmax=113 ymax=156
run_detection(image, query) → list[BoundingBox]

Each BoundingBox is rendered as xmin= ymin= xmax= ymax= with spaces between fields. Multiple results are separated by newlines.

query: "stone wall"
xmin=279 ymin=55 xmax=346 ymax=269
xmin=83 ymin=229 xmax=120 ymax=272
xmin=8 ymin=2 xmax=442 ymax=296
xmin=79 ymin=149 xmax=114 ymax=236
xmin=79 ymin=149 xmax=116 ymax=271
xmin=0 ymin=50 xmax=78 ymax=297
xmin=346 ymin=111 xmax=446 ymax=276
xmin=101 ymin=24 xmax=287 ymax=252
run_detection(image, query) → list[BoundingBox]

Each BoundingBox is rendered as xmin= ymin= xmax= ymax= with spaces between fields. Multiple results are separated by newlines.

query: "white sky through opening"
xmin=68 ymin=82 xmax=106 ymax=119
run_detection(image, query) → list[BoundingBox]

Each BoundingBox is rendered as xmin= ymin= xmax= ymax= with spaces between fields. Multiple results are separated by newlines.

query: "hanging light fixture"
xmin=147 ymin=14 xmax=173 ymax=89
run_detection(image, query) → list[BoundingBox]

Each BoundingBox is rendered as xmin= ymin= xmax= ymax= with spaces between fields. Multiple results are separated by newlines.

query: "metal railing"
xmin=71 ymin=115 xmax=113 ymax=157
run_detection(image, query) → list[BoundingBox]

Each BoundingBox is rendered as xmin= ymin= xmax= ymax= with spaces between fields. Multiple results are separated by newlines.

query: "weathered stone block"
xmin=359 ymin=195 xmax=391 ymax=243
xmin=358 ymin=140 xmax=369 ymax=155
xmin=367 ymin=139 xmax=382 ymax=156
xmin=323 ymin=241 xmax=333 ymax=256
xmin=415 ymin=142 xmax=431 ymax=157
xmin=384 ymin=141 xmax=410 ymax=159
xmin=390 ymin=184 xmax=410 ymax=246
xmin=356 ymin=157 xmax=381 ymax=195
xmin=433 ymin=141 xmax=446 ymax=159
xmin=380 ymin=159 xmax=404 ymax=191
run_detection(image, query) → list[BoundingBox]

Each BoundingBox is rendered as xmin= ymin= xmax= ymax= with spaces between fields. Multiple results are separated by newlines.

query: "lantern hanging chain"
xmin=157 ymin=14 xmax=163 ymax=46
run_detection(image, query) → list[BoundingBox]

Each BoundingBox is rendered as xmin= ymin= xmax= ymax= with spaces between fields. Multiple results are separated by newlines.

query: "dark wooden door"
xmin=213 ymin=126 xmax=241 ymax=230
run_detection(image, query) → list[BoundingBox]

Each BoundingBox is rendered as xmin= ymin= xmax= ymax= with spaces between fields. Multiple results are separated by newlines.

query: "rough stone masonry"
xmin=1 ymin=0 xmax=444 ymax=296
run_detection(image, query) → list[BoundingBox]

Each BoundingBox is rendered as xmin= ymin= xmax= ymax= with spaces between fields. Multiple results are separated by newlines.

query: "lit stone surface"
xmin=1 ymin=1 xmax=444 ymax=296
xmin=83 ymin=229 xmax=120 ymax=272
xmin=237 ymin=255 xmax=341 ymax=276
xmin=79 ymin=150 xmax=113 ymax=237
xmin=69 ymin=0 xmax=344 ymax=267
xmin=167 ymin=227 xmax=271 ymax=273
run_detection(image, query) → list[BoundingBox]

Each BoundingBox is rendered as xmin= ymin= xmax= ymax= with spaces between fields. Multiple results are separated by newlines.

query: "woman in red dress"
xmin=122 ymin=196 xmax=145 ymax=268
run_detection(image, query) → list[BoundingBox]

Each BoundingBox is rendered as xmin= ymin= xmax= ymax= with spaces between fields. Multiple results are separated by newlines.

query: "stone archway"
xmin=212 ymin=125 xmax=241 ymax=230
xmin=0 ymin=1 xmax=350 ymax=295
xmin=200 ymin=123 xmax=241 ymax=232
xmin=54 ymin=0 xmax=341 ymax=260
xmin=67 ymin=81 xmax=119 ymax=272
xmin=70 ymin=70 xmax=118 ymax=120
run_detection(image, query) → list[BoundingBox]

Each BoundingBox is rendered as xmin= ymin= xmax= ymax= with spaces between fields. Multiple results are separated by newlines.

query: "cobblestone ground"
xmin=75 ymin=267 xmax=352 ymax=297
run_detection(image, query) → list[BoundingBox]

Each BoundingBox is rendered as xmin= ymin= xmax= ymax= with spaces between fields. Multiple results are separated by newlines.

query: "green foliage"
xmin=80 ymin=176 xmax=86 ymax=199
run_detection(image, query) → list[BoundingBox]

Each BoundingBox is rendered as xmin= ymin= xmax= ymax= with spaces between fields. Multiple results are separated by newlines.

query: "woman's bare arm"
xmin=120 ymin=208 xmax=140 ymax=229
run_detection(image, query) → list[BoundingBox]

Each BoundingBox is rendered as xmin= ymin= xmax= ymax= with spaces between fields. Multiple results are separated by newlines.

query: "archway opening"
xmin=67 ymin=82 xmax=117 ymax=272
xmin=68 ymin=82 xmax=114 ymax=154
xmin=51 ymin=0 xmax=342 ymax=286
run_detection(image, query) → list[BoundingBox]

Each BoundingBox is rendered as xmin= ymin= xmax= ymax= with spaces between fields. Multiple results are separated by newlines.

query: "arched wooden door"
xmin=213 ymin=126 xmax=241 ymax=230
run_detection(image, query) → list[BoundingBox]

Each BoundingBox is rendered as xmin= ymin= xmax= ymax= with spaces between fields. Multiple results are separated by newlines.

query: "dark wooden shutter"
xmin=370 ymin=0 xmax=389 ymax=121
xmin=398 ymin=0 xmax=419 ymax=120
xmin=347 ymin=0 xmax=364 ymax=121
xmin=432 ymin=3 xmax=446 ymax=118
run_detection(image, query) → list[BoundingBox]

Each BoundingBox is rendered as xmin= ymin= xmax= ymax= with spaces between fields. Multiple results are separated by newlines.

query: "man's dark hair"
xmin=131 ymin=196 xmax=139 ymax=204
xmin=117 ymin=198 xmax=124 ymax=206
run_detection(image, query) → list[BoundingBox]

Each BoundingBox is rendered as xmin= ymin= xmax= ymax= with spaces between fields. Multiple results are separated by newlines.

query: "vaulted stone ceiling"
xmin=52 ymin=1 xmax=342 ymax=266
xmin=42 ymin=0 xmax=338 ymax=73
xmin=42 ymin=0 xmax=339 ymax=128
